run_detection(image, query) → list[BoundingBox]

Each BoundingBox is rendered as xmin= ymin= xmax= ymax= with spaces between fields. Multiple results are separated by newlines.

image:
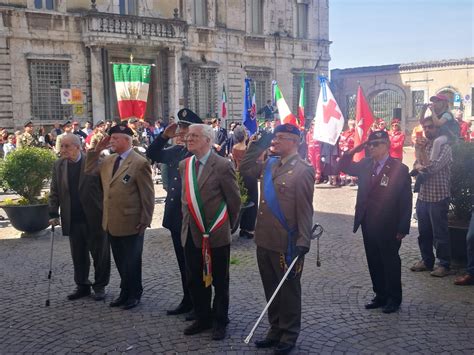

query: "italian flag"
xmin=297 ymin=75 xmax=305 ymax=129
xmin=274 ymin=83 xmax=297 ymax=125
xmin=113 ymin=64 xmax=151 ymax=120
xmin=250 ymin=81 xmax=257 ymax=119
xmin=221 ymin=84 xmax=227 ymax=119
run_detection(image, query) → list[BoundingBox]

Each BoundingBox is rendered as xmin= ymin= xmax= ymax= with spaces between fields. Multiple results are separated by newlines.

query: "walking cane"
xmin=45 ymin=224 xmax=55 ymax=307
xmin=244 ymin=223 xmax=324 ymax=344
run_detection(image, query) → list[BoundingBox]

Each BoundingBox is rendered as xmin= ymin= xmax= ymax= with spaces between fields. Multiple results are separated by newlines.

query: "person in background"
xmin=454 ymin=196 xmax=474 ymax=286
xmin=338 ymin=119 xmax=357 ymax=185
xmin=455 ymin=109 xmax=470 ymax=142
xmin=388 ymin=119 xmax=405 ymax=162
xmin=50 ymin=122 xmax=63 ymax=145
xmin=411 ymin=123 xmax=424 ymax=146
xmin=82 ymin=121 xmax=93 ymax=136
xmin=87 ymin=120 xmax=106 ymax=151
xmin=211 ymin=118 xmax=228 ymax=157
xmin=226 ymin=122 xmax=238 ymax=158
xmin=3 ymin=134 xmax=15 ymax=158
xmin=232 ymin=126 xmax=258 ymax=239
xmin=17 ymin=120 xmax=39 ymax=149
xmin=73 ymin=121 xmax=87 ymax=142
xmin=257 ymin=100 xmax=276 ymax=120
xmin=55 ymin=120 xmax=74 ymax=155
xmin=306 ymin=122 xmax=322 ymax=184
xmin=378 ymin=119 xmax=388 ymax=132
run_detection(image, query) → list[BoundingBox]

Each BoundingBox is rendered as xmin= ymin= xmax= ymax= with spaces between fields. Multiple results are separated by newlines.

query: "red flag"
xmin=353 ymin=86 xmax=374 ymax=162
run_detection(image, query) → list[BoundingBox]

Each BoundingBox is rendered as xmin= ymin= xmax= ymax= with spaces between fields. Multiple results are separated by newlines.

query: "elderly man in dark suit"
xmin=179 ymin=123 xmax=241 ymax=340
xmin=240 ymin=124 xmax=315 ymax=355
xmin=49 ymin=134 xmax=110 ymax=301
xmin=338 ymin=130 xmax=412 ymax=314
xmin=146 ymin=108 xmax=203 ymax=316
xmin=86 ymin=124 xmax=154 ymax=310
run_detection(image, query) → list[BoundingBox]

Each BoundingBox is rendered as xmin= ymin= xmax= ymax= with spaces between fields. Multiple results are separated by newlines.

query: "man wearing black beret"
xmin=338 ymin=130 xmax=412 ymax=314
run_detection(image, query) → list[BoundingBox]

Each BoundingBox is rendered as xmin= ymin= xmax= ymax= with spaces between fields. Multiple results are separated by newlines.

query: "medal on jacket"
xmin=380 ymin=174 xmax=389 ymax=187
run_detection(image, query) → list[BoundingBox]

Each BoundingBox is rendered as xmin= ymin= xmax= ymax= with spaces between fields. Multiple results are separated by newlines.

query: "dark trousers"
xmin=257 ymin=246 xmax=303 ymax=345
xmin=69 ymin=222 xmax=110 ymax=292
xmin=416 ymin=198 xmax=451 ymax=268
xmin=361 ymin=221 xmax=402 ymax=305
xmin=240 ymin=175 xmax=258 ymax=232
xmin=170 ymin=229 xmax=191 ymax=304
xmin=108 ymin=233 xmax=144 ymax=300
xmin=184 ymin=234 xmax=230 ymax=327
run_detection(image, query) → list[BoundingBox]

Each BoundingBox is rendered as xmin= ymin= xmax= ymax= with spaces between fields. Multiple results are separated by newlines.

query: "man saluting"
xmin=240 ymin=124 xmax=315 ymax=355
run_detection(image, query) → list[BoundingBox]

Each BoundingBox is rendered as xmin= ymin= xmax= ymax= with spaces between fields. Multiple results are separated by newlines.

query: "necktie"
xmin=371 ymin=162 xmax=380 ymax=182
xmin=195 ymin=159 xmax=201 ymax=177
xmin=112 ymin=156 xmax=122 ymax=177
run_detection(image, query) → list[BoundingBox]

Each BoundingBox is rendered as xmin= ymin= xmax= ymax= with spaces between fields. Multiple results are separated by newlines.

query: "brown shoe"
xmin=430 ymin=266 xmax=450 ymax=277
xmin=410 ymin=260 xmax=433 ymax=272
xmin=454 ymin=274 xmax=474 ymax=286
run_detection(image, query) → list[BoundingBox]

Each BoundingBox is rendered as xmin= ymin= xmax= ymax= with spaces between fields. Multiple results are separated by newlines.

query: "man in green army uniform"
xmin=89 ymin=121 xmax=106 ymax=150
xmin=128 ymin=117 xmax=141 ymax=147
xmin=240 ymin=124 xmax=315 ymax=355
xmin=17 ymin=120 xmax=40 ymax=149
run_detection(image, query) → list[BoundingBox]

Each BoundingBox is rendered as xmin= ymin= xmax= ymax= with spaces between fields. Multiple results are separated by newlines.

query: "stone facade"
xmin=0 ymin=0 xmax=330 ymax=129
xmin=331 ymin=58 xmax=474 ymax=132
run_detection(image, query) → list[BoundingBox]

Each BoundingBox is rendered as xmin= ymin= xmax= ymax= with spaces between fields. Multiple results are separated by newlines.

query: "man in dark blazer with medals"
xmin=49 ymin=134 xmax=110 ymax=301
xmin=338 ymin=130 xmax=412 ymax=314
xmin=146 ymin=108 xmax=203 ymax=316
xmin=179 ymin=123 xmax=241 ymax=341
xmin=240 ymin=124 xmax=315 ymax=354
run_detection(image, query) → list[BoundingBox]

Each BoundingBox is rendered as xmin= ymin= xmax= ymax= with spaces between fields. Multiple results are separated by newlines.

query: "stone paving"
xmin=1 ymin=150 xmax=474 ymax=354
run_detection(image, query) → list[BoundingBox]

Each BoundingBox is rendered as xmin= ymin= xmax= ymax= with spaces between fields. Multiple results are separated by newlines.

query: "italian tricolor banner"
xmin=113 ymin=64 xmax=151 ymax=120
xmin=221 ymin=84 xmax=227 ymax=119
xmin=274 ymin=83 xmax=297 ymax=125
xmin=297 ymin=75 xmax=305 ymax=130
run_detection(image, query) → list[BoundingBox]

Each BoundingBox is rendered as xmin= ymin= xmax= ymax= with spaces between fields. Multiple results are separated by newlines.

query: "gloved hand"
xmin=295 ymin=246 xmax=309 ymax=257
xmin=254 ymin=131 xmax=274 ymax=150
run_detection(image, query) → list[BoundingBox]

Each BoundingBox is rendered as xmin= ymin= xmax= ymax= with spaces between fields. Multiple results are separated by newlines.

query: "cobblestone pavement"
xmin=1 ymin=150 xmax=474 ymax=354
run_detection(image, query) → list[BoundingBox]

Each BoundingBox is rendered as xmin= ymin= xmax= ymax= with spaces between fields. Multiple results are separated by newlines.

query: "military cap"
xmin=109 ymin=123 xmax=133 ymax=136
xmin=128 ymin=117 xmax=139 ymax=124
xmin=177 ymin=108 xmax=203 ymax=125
xmin=23 ymin=120 xmax=33 ymax=127
xmin=368 ymin=130 xmax=389 ymax=142
xmin=62 ymin=120 xmax=72 ymax=127
xmin=95 ymin=120 xmax=105 ymax=128
xmin=274 ymin=123 xmax=301 ymax=136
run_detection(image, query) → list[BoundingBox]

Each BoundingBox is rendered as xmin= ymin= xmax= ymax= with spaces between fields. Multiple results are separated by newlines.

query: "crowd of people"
xmin=0 ymin=92 xmax=473 ymax=354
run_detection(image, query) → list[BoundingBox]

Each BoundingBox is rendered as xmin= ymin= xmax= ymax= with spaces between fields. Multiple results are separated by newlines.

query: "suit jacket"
xmin=85 ymin=149 xmax=154 ymax=236
xmin=48 ymin=152 xmax=103 ymax=236
xmin=214 ymin=127 xmax=228 ymax=156
xmin=240 ymin=143 xmax=315 ymax=253
xmin=146 ymin=133 xmax=191 ymax=233
xmin=338 ymin=154 xmax=412 ymax=235
xmin=179 ymin=151 xmax=241 ymax=248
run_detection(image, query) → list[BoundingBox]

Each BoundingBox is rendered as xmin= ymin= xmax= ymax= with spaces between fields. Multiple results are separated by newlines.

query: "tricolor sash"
xmin=263 ymin=157 xmax=297 ymax=268
xmin=184 ymin=156 xmax=228 ymax=287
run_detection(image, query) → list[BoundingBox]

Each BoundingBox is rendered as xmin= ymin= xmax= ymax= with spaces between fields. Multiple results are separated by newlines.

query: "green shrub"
xmin=236 ymin=172 xmax=249 ymax=205
xmin=450 ymin=141 xmax=474 ymax=224
xmin=0 ymin=147 xmax=56 ymax=204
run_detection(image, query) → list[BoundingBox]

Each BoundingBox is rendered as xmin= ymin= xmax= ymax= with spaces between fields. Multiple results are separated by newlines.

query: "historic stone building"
xmin=0 ymin=0 xmax=330 ymax=129
xmin=331 ymin=58 xmax=474 ymax=132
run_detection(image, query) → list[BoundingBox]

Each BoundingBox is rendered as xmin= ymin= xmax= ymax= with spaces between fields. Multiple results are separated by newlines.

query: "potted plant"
xmin=0 ymin=147 xmax=56 ymax=235
xmin=449 ymin=141 xmax=474 ymax=265
xmin=231 ymin=171 xmax=254 ymax=234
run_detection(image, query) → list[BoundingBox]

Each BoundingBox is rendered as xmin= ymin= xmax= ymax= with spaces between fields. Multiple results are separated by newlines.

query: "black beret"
xmin=368 ymin=130 xmax=389 ymax=142
xmin=274 ymin=123 xmax=300 ymax=136
xmin=177 ymin=108 xmax=203 ymax=125
xmin=109 ymin=123 xmax=133 ymax=136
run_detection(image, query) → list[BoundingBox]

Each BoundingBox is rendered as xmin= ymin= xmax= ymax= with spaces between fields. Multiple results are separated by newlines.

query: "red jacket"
xmin=389 ymin=131 xmax=405 ymax=161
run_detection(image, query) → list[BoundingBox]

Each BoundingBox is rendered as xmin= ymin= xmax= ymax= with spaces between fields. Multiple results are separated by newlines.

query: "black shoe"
xmin=212 ymin=326 xmax=226 ymax=340
xmin=167 ymin=302 xmax=193 ymax=315
xmin=109 ymin=295 xmax=127 ymax=307
xmin=185 ymin=311 xmax=196 ymax=321
xmin=382 ymin=303 xmax=400 ymax=314
xmin=365 ymin=298 xmax=386 ymax=309
xmin=274 ymin=342 xmax=295 ymax=354
xmin=255 ymin=338 xmax=279 ymax=348
xmin=67 ymin=287 xmax=91 ymax=300
xmin=93 ymin=290 xmax=106 ymax=301
xmin=183 ymin=320 xmax=212 ymax=335
xmin=122 ymin=298 xmax=140 ymax=310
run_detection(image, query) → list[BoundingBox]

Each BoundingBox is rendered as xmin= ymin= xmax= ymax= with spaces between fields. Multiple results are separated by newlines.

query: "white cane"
xmin=244 ymin=255 xmax=300 ymax=344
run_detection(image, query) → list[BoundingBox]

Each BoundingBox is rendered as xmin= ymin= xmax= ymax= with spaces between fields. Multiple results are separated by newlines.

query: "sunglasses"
xmin=367 ymin=141 xmax=384 ymax=147
xmin=423 ymin=124 xmax=434 ymax=129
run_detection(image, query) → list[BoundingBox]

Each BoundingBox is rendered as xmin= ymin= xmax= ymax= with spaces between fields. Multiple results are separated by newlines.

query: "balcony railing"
xmin=84 ymin=12 xmax=187 ymax=40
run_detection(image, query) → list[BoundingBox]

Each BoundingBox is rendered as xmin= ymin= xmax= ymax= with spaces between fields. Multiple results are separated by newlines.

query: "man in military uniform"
xmin=240 ymin=124 xmax=315 ymax=354
xmin=146 ymin=108 xmax=203 ymax=317
xmin=338 ymin=119 xmax=356 ymax=186
xmin=88 ymin=121 xmax=106 ymax=150
xmin=55 ymin=120 xmax=74 ymax=154
xmin=17 ymin=120 xmax=39 ymax=149
xmin=128 ymin=117 xmax=141 ymax=147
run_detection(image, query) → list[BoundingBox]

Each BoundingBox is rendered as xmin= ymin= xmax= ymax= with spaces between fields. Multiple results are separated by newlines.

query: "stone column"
xmin=89 ymin=46 xmax=105 ymax=124
xmin=168 ymin=47 xmax=183 ymax=116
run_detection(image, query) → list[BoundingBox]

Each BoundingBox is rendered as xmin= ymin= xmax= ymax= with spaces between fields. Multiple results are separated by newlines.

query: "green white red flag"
xmin=221 ymin=84 xmax=227 ymax=119
xmin=113 ymin=64 xmax=151 ymax=120
xmin=297 ymin=74 xmax=305 ymax=129
xmin=250 ymin=81 xmax=257 ymax=119
xmin=274 ymin=83 xmax=297 ymax=125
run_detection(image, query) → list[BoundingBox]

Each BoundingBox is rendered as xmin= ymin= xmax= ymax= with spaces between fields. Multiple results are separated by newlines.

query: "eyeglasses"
xmin=272 ymin=135 xmax=298 ymax=142
xmin=422 ymin=125 xmax=434 ymax=129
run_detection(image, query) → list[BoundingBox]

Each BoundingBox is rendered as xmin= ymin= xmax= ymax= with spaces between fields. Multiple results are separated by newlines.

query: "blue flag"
xmin=242 ymin=78 xmax=257 ymax=135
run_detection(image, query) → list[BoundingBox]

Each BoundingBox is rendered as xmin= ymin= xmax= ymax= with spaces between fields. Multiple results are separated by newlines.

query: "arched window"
xmin=370 ymin=90 xmax=403 ymax=124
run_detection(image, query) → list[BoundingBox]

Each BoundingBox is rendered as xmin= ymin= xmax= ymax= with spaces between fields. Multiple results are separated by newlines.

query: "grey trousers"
xmin=69 ymin=222 xmax=111 ymax=292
